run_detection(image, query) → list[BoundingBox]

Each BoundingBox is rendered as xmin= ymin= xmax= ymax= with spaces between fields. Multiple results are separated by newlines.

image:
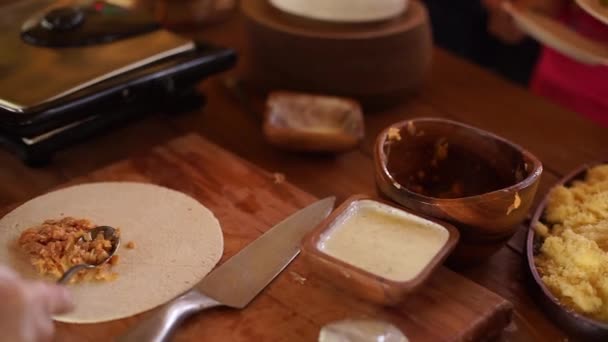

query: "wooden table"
xmin=1 ymin=9 xmax=606 ymax=341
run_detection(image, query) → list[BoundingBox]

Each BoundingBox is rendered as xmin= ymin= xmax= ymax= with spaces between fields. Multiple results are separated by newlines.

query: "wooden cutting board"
xmin=6 ymin=134 xmax=512 ymax=341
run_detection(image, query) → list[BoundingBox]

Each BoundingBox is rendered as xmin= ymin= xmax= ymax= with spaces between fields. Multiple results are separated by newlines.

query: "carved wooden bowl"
xmin=374 ymin=118 xmax=543 ymax=265
xmin=301 ymin=195 xmax=459 ymax=305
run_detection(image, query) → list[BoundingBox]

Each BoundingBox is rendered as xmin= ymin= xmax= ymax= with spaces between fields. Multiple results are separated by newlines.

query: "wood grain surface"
xmin=18 ymin=134 xmax=510 ymax=341
xmin=0 ymin=4 xmax=605 ymax=341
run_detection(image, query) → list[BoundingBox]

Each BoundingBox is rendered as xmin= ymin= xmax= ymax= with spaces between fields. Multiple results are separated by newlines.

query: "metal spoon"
xmin=56 ymin=226 xmax=120 ymax=284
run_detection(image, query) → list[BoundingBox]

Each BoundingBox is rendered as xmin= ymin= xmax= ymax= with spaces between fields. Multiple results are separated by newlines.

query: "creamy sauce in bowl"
xmin=318 ymin=200 xmax=449 ymax=282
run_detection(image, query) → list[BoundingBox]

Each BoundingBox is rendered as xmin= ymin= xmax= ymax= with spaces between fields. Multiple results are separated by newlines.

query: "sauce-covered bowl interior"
xmin=301 ymin=195 xmax=459 ymax=305
xmin=374 ymin=118 xmax=542 ymax=265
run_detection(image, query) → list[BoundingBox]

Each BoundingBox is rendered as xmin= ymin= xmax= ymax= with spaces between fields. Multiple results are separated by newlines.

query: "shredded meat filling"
xmin=18 ymin=217 xmax=120 ymax=283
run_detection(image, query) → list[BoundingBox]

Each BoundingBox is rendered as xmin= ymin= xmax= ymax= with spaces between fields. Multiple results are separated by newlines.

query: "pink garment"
xmin=530 ymin=6 xmax=608 ymax=126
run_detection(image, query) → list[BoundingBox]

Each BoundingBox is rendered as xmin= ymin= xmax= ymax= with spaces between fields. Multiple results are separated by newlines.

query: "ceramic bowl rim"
xmin=374 ymin=117 xmax=543 ymax=205
xmin=301 ymin=194 xmax=460 ymax=291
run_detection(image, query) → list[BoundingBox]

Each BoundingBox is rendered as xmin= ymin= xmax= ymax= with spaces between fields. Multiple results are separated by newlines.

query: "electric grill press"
xmin=0 ymin=0 xmax=236 ymax=165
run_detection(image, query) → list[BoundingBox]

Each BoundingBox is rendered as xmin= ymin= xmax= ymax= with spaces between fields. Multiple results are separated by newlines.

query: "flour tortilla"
xmin=0 ymin=182 xmax=224 ymax=323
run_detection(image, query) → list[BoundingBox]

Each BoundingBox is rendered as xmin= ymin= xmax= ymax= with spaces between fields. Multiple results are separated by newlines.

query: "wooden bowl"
xmin=373 ymin=118 xmax=543 ymax=265
xmin=527 ymin=162 xmax=608 ymax=340
xmin=263 ymin=91 xmax=364 ymax=152
xmin=301 ymin=195 xmax=459 ymax=305
xmin=241 ymin=0 xmax=432 ymax=109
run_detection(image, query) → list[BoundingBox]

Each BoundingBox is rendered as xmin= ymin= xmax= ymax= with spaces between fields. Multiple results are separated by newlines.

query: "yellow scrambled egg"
xmin=535 ymin=165 xmax=608 ymax=321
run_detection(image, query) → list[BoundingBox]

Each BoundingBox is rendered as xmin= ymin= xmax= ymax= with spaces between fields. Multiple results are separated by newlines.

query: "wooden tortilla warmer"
xmin=241 ymin=0 xmax=432 ymax=109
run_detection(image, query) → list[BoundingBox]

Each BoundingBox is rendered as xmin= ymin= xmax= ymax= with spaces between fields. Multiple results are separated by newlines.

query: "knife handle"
xmin=117 ymin=290 xmax=221 ymax=342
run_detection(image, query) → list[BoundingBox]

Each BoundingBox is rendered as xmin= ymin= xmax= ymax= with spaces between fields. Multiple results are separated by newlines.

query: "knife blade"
xmin=118 ymin=197 xmax=335 ymax=342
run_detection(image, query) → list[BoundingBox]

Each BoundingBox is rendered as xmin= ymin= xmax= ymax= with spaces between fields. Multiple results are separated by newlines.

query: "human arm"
xmin=483 ymin=0 xmax=567 ymax=43
xmin=0 ymin=265 xmax=73 ymax=342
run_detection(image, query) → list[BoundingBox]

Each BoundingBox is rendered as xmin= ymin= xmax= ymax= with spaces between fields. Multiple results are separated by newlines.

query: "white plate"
xmin=269 ymin=0 xmax=408 ymax=23
xmin=505 ymin=3 xmax=608 ymax=66
xmin=576 ymin=0 xmax=608 ymax=26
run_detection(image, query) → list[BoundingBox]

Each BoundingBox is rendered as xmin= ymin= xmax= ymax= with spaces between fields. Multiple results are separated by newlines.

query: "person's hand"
xmin=0 ymin=266 xmax=73 ymax=342
xmin=483 ymin=0 xmax=527 ymax=43
xmin=482 ymin=0 xmax=566 ymax=44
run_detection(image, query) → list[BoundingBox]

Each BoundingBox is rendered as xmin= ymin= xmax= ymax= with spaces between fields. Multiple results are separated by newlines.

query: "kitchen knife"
xmin=118 ymin=197 xmax=335 ymax=342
